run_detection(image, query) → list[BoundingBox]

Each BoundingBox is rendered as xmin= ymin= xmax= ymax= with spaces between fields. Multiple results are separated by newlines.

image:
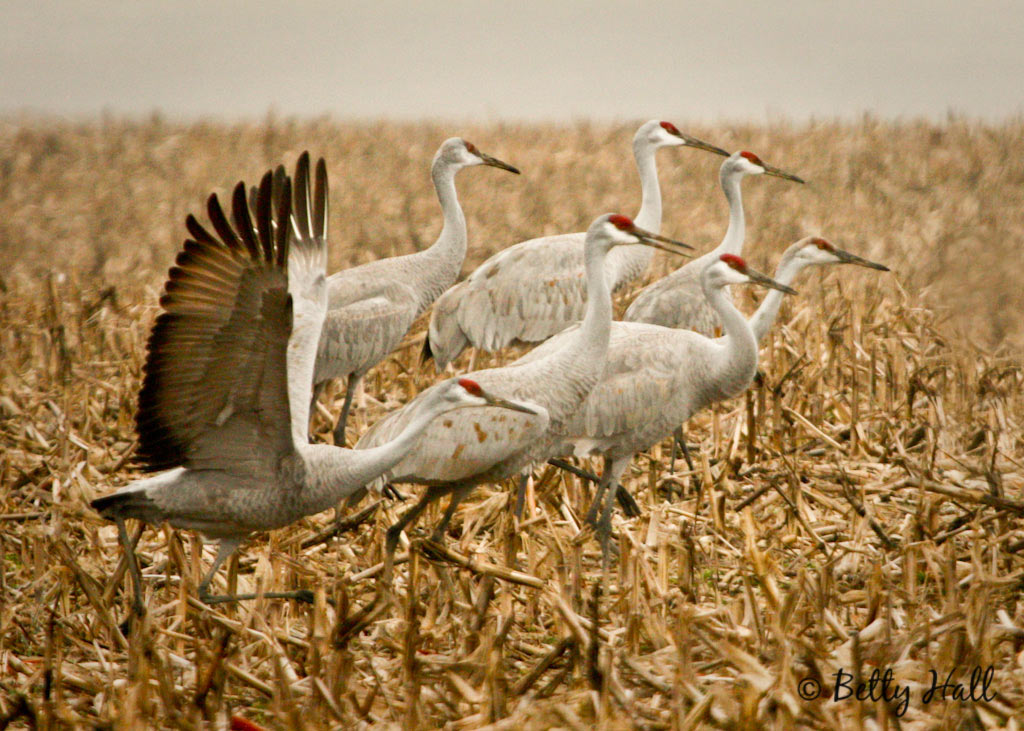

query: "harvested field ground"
xmin=1 ymin=117 xmax=1023 ymax=729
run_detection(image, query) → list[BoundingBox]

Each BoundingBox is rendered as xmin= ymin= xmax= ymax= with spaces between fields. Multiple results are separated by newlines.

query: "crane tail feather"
xmin=420 ymin=335 xmax=435 ymax=367
xmin=91 ymin=488 xmax=160 ymax=525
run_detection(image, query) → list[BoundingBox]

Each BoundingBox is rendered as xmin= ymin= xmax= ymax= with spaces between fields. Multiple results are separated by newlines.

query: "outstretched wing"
xmin=133 ymin=155 xmax=328 ymax=475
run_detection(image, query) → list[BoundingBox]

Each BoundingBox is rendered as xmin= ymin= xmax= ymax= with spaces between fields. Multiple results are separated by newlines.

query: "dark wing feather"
xmin=134 ymin=167 xmax=295 ymax=473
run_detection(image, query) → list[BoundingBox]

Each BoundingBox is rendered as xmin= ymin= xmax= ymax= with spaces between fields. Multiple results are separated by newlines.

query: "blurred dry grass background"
xmin=1 ymin=116 xmax=1023 ymax=728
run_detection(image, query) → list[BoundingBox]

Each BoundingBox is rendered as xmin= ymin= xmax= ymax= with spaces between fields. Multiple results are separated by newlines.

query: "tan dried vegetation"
xmin=1 ymin=116 xmax=1023 ymax=729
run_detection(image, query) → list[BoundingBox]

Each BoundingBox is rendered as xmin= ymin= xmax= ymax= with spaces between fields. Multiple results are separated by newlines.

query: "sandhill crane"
xmin=90 ymin=153 xmax=538 ymax=610
xmin=314 ymin=138 xmax=519 ymax=444
xmin=423 ymin=121 xmax=727 ymax=369
xmin=518 ymin=254 xmax=796 ymax=554
xmin=748 ymin=236 xmax=888 ymax=343
xmin=355 ymin=214 xmax=692 ymax=565
xmin=624 ymin=150 xmax=804 ymax=332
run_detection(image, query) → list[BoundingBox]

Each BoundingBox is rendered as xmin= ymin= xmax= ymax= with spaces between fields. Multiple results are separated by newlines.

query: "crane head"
xmin=715 ymin=254 xmax=798 ymax=294
xmin=442 ymin=377 xmax=541 ymax=415
xmin=727 ymin=150 xmax=806 ymax=184
xmin=436 ymin=137 xmax=520 ymax=174
xmin=791 ymin=237 xmax=890 ymax=271
xmin=593 ymin=214 xmax=693 ymax=257
xmin=636 ymin=120 xmax=728 ymax=156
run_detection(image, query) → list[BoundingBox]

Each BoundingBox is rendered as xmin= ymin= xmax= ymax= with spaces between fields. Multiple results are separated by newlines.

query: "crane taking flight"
xmin=91 ymin=153 xmax=537 ymax=610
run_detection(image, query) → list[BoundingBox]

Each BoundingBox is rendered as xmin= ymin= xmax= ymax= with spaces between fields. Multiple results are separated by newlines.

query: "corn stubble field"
xmin=1 ymin=116 xmax=1023 ymax=729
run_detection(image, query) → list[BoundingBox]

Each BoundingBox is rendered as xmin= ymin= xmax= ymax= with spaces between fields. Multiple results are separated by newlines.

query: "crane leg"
xmin=548 ymin=457 xmax=600 ymax=483
xmin=677 ymin=426 xmax=702 ymax=498
xmin=595 ymin=459 xmax=629 ymax=566
xmin=676 ymin=427 xmax=696 ymax=473
xmin=430 ymin=483 xmax=474 ymax=542
xmin=670 ymin=425 xmax=698 ymax=489
xmin=333 ymin=373 xmax=362 ymax=447
xmin=597 ymin=483 xmax=618 ymax=567
xmin=549 ymin=457 xmax=641 ymax=518
xmin=583 ymin=457 xmax=614 ymax=527
xmin=614 ymin=485 xmax=642 ymax=518
xmin=308 ymin=381 xmax=326 ymax=442
xmin=382 ymin=483 xmax=408 ymax=501
xmin=382 ymin=486 xmax=448 ymax=588
xmin=115 ymin=517 xmax=146 ymax=619
xmin=198 ymin=539 xmax=314 ymax=605
xmin=385 ymin=487 xmax=440 ymax=560
xmin=513 ymin=472 xmax=530 ymax=520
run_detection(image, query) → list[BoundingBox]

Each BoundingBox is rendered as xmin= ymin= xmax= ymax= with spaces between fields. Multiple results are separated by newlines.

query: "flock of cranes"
xmin=92 ymin=121 xmax=889 ymax=610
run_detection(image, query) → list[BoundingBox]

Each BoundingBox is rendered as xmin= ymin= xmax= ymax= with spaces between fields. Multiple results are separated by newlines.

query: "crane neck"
xmin=523 ymin=238 xmax=615 ymax=426
xmin=297 ymin=394 xmax=448 ymax=512
xmin=632 ymin=139 xmax=663 ymax=232
xmin=344 ymin=400 xmax=436 ymax=483
xmin=749 ymin=250 xmax=806 ymax=344
xmin=608 ymin=140 xmax=664 ymax=286
xmin=713 ymin=169 xmax=746 ymax=258
xmin=390 ymin=158 xmax=468 ymax=309
xmin=427 ymin=159 xmax=468 ymax=266
xmin=573 ymin=241 xmax=613 ymax=364
xmin=703 ymin=274 xmax=758 ymax=388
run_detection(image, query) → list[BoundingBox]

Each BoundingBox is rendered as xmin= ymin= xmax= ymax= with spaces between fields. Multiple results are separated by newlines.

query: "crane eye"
xmin=812 ymin=237 xmax=833 ymax=251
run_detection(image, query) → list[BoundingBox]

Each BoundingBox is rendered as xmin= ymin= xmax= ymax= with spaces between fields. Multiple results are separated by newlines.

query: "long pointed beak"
xmin=833 ymin=247 xmax=890 ymax=271
xmin=481 ymin=388 xmax=540 ymax=415
xmin=478 ymin=152 xmax=520 ymax=175
xmin=762 ymin=163 xmax=805 ymax=184
xmin=679 ymin=133 xmax=729 ymax=157
xmin=747 ymin=267 xmax=798 ymax=295
xmin=630 ymin=225 xmax=694 ymax=257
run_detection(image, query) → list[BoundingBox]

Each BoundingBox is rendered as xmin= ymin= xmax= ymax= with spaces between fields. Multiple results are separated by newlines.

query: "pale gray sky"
xmin=2 ymin=0 xmax=1022 ymax=121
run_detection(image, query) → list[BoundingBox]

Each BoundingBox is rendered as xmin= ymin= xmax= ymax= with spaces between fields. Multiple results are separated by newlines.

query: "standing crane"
xmin=518 ymin=254 xmax=796 ymax=555
xmin=423 ymin=120 xmax=727 ymax=369
xmin=621 ymin=149 xmax=804 ymax=472
xmin=90 ymin=153 xmax=539 ymax=611
xmin=354 ymin=215 xmax=692 ymax=567
xmin=624 ymin=150 xmax=804 ymax=331
xmin=314 ymin=138 xmax=519 ymax=444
